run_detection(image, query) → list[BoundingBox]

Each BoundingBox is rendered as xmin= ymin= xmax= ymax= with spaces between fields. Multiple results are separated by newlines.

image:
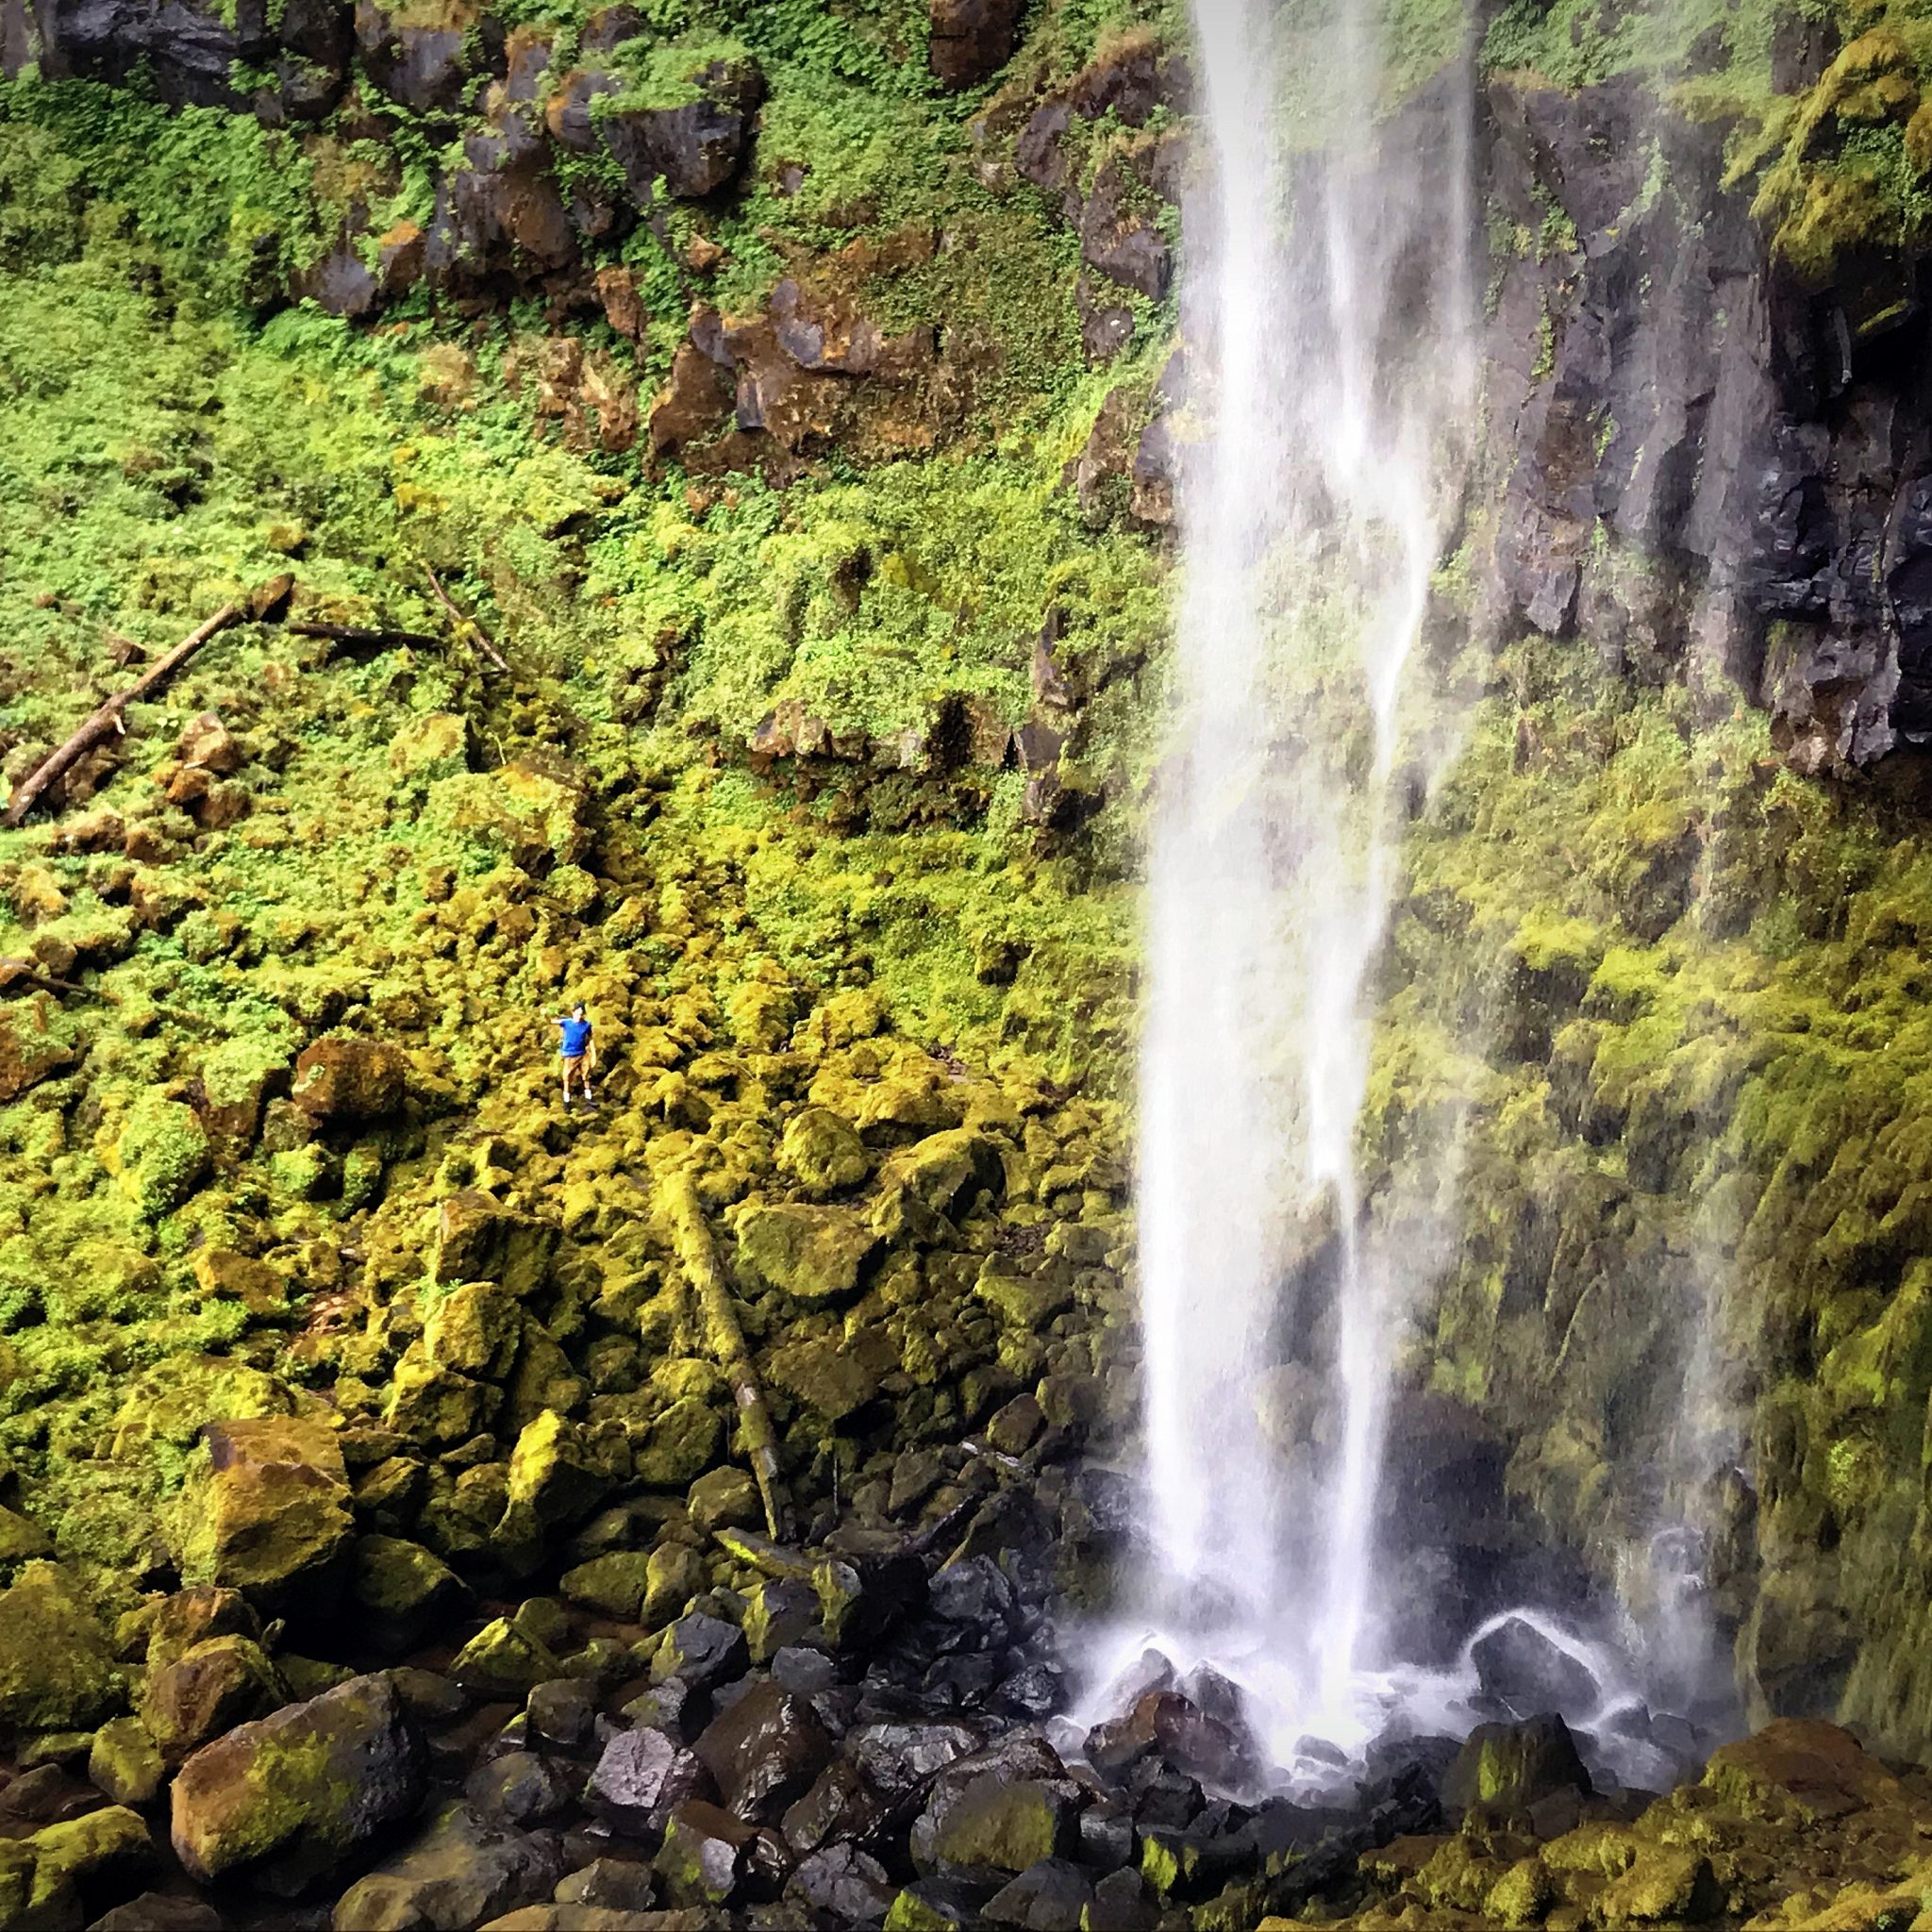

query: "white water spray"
xmin=1131 ymin=0 xmax=1478 ymax=1762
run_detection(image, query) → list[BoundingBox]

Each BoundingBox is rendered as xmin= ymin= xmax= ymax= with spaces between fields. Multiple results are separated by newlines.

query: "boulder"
xmin=351 ymin=1536 xmax=466 ymax=1654
xmin=561 ymin=1550 xmax=653 ymax=1620
xmin=115 ymin=1093 xmax=211 ymax=1218
xmin=556 ymin=1857 xmax=658 ymax=1909
xmin=654 ymin=1797 xmax=761 ymax=1907
xmin=1470 ymin=1616 xmax=1603 ymax=1719
xmin=597 ymin=53 xmax=766 ymax=199
xmin=141 ymin=1635 xmax=288 ymax=1758
xmin=584 ymin=1726 xmax=715 ymax=1835
xmin=331 ymin=1802 xmax=565 ymax=1931
xmin=16 ymin=1806 xmax=158 ymax=1927
xmin=777 ymin=1108 xmax=870 ymax=1193
xmin=768 ymin=1334 xmax=887 ymax=1424
xmin=422 ymin=1277 xmax=524 ymax=1375
xmin=291 ymin=1036 xmax=408 ymax=1121
xmin=693 ymin=1680 xmax=835 ymax=1823
xmin=431 ymin=1191 xmax=558 ymax=1293
xmin=688 ymin=1465 xmax=762 ymax=1532
xmin=0 ymin=1562 xmax=121 ymax=1730
xmin=1442 ymin=1714 xmax=1592 ymax=1815
xmin=451 ymin=1619 xmax=562 ymax=1700
xmin=173 ymin=1415 xmax=353 ymax=1617
xmin=506 ymin=1408 xmax=610 ymax=1525
xmin=1703 ymin=1718 xmax=1911 ymax=1824
xmin=735 ymin=1202 xmax=879 ymax=1303
xmin=90 ymin=1717 xmax=165 ymax=1806
xmin=171 ymin=1674 xmax=427 ymax=1890
xmin=653 ymin=1612 xmax=750 ymax=1694
xmin=788 ymin=1841 xmax=895 ymax=1923
xmin=631 ymin=1397 xmax=724 ymax=1488
xmin=466 ymin=1751 xmax=576 ymax=1828
xmin=928 ymin=0 xmax=1023 ymax=87
xmin=880 ymin=1127 xmax=999 ymax=1216
xmin=923 ymin=1773 xmax=1073 ymax=1876
xmin=385 ymin=1354 xmax=501 ymax=1447
xmin=984 ymin=1857 xmax=1093 ymax=1931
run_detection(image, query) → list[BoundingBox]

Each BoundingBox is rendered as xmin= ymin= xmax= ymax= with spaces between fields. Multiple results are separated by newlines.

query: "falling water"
xmin=1129 ymin=0 xmax=1479 ymax=1762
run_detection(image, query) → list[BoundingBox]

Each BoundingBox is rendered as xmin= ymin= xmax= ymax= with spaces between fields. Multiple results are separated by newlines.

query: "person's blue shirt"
xmin=558 ymin=1017 xmax=592 ymax=1058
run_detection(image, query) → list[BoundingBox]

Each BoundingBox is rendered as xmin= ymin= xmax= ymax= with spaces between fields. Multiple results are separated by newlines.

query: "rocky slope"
xmin=9 ymin=0 xmax=1932 ymax=1925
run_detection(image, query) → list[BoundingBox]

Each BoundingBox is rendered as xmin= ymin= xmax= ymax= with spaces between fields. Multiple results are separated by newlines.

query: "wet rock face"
xmin=1479 ymin=70 xmax=1932 ymax=770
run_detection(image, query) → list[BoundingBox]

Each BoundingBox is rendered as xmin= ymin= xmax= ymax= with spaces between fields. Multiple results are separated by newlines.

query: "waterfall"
xmin=1128 ymin=0 xmax=1478 ymax=1764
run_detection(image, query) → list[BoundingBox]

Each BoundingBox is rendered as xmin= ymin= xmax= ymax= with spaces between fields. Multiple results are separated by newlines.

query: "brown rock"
xmin=291 ymin=1037 xmax=407 ymax=1122
xmin=595 ymin=264 xmax=645 ymax=340
xmin=928 ymin=0 xmax=1024 ymax=88
xmin=693 ymin=1681 xmax=834 ymax=1824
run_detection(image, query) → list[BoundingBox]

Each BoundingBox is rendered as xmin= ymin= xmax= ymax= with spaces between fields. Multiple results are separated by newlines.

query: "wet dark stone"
xmin=993 ymin=1662 xmax=1064 ymax=1721
xmin=1076 ymin=1798 xmax=1133 ymax=1870
xmin=556 ymin=1855 xmax=658 ymax=1910
xmin=1470 ymin=1616 xmax=1604 ymax=1719
xmin=847 ymin=1721 xmax=984 ymax=1799
xmin=781 ymin=1757 xmax=891 ymax=1857
xmin=786 ymin=1841 xmax=896 ymax=1924
xmin=655 ymin=1611 xmax=750 ymax=1695
xmin=773 ymin=1647 xmax=838 ymax=1696
xmin=984 ymin=1855 xmax=1093 ymax=1930
xmin=1088 ymin=1866 xmax=1158 ymax=1930
xmin=927 ymin=1555 xmax=1017 ymax=1627
xmin=527 ymin=1677 xmax=594 ymax=1748
xmin=583 ymin=1725 xmax=715 ymax=1835
xmin=465 ymin=1748 xmax=575 ymax=1826
xmin=693 ymin=1679 xmax=836 ymax=1824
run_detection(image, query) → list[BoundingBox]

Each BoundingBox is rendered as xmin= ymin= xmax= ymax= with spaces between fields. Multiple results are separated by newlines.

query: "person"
xmin=548 ymin=1002 xmax=596 ymax=1108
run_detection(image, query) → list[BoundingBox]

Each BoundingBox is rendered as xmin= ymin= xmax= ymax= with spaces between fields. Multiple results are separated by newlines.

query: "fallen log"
xmin=422 ymin=565 xmax=512 ymax=675
xmin=4 ymin=602 xmax=242 ymax=827
xmin=659 ymin=1171 xmax=788 ymax=1541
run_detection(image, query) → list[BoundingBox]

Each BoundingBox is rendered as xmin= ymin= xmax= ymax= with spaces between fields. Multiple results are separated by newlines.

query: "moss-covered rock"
xmin=89 ymin=1715 xmax=165 ymax=1806
xmin=559 ymin=1551 xmax=653 ymax=1620
xmin=170 ymin=1673 xmax=428 ymax=1890
xmin=451 ymin=1618 xmax=561 ymax=1699
xmin=172 ymin=1416 xmax=354 ymax=1617
xmin=631 ymin=1396 xmax=724 ymax=1489
xmin=142 ymin=1634 xmax=289 ymax=1759
xmin=350 ymin=1536 xmax=465 ymax=1655
xmin=0 ymin=1562 xmax=122 ymax=1731
xmin=734 ymin=1203 xmax=878 ymax=1303
xmin=777 ymin=1108 xmax=871 ymax=1194
xmin=113 ymin=1093 xmax=211 ymax=1219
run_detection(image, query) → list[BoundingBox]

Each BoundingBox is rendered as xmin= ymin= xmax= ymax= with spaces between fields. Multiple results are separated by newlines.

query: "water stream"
xmin=1125 ymin=0 xmax=1487 ymax=1768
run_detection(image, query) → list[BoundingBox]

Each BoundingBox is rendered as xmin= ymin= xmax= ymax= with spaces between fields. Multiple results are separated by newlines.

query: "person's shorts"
xmin=560 ymin=1054 xmax=585 ymax=1070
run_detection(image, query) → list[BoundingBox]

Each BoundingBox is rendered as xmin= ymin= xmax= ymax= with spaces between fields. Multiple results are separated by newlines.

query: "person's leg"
xmin=560 ymin=1056 xmax=575 ymax=1106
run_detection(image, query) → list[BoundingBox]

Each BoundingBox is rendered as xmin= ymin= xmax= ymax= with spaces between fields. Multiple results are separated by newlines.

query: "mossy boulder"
xmin=173 ymin=1416 xmax=354 ymax=1618
xmin=20 ymin=1806 xmax=158 ymax=1925
xmin=926 ymin=1774 xmax=1070 ymax=1874
xmin=768 ymin=1334 xmax=887 ymax=1424
xmin=972 ymin=1257 xmax=1074 ymax=1331
xmin=114 ymin=1093 xmax=211 ymax=1219
xmin=0 ymin=1501 xmax=52 ymax=1566
xmin=688 ymin=1465 xmax=760 ymax=1531
xmin=1702 ymin=1718 xmax=1905 ymax=1824
xmin=1596 ymin=1845 xmax=1723 ymax=1924
xmin=330 ymin=1799 xmax=566 ymax=1932
xmin=384 ymin=1352 xmax=502 ymax=1447
xmin=880 ymin=1127 xmax=1001 ymax=1216
xmin=0 ymin=1561 xmax=122 ymax=1730
xmin=632 ymin=1396 xmax=724 ymax=1489
xmin=170 ymin=1673 xmax=428 ymax=1890
xmin=734 ymin=1203 xmax=878 ymax=1304
xmin=350 ymin=1536 xmax=464 ymax=1654
xmin=291 ymin=1037 xmax=408 ymax=1123
xmin=431 ymin=1191 xmax=558 ymax=1294
xmin=560 ymin=1551 xmax=654 ymax=1620
xmin=777 ymin=1108 xmax=871 ymax=1194
xmin=451 ymin=1618 xmax=562 ymax=1699
xmin=422 ymin=1278 xmax=524 ymax=1378
xmin=89 ymin=1716 xmax=165 ymax=1806
xmin=507 ymin=1409 xmax=611 ymax=1526
xmin=142 ymin=1634 xmax=289 ymax=1758
xmin=1442 ymin=1714 xmax=1591 ymax=1814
